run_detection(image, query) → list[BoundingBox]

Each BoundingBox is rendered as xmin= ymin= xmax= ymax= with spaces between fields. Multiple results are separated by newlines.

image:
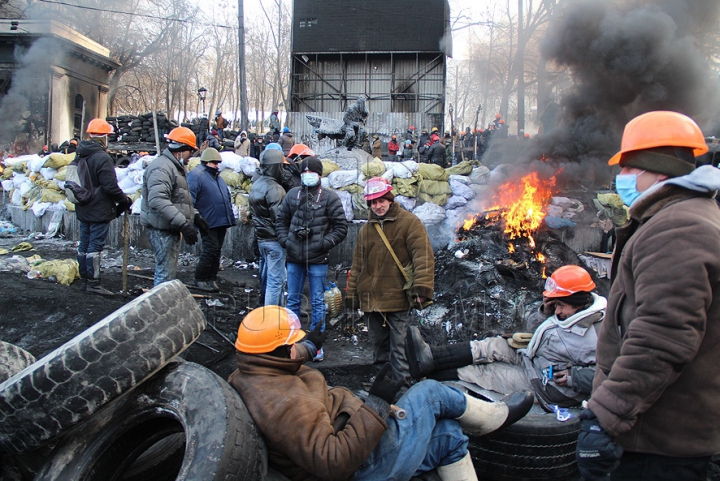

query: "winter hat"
xmin=619 ymin=147 xmax=696 ymax=178
xmin=556 ymin=291 xmax=593 ymax=309
xmin=299 ymin=156 xmax=323 ymax=176
xmin=283 ymin=126 xmax=291 ymax=133
xmin=211 ymin=130 xmax=218 ymax=136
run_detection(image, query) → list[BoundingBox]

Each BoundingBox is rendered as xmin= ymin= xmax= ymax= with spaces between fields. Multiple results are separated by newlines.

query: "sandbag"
xmin=351 ymin=191 xmax=370 ymax=220
xmin=53 ymin=166 xmax=67 ymax=181
xmin=389 ymin=160 xmax=419 ymax=179
xmin=430 ymin=194 xmax=450 ymax=206
xmin=321 ymin=160 xmax=340 ymax=177
xmin=469 ymin=166 xmax=491 ymax=184
xmin=392 ymin=175 xmax=421 ymax=198
xmin=235 ymin=193 xmax=250 ymax=224
xmin=43 ymin=153 xmax=75 ymax=170
xmin=450 ymin=179 xmax=475 ymax=200
xmin=445 ymin=161 xmax=473 ymax=176
xmin=187 ymin=158 xmax=202 ymax=172
xmin=220 ymin=169 xmax=245 ymax=188
xmin=419 ymin=179 xmax=452 ymax=196
xmin=28 ymin=156 xmax=47 ymax=173
xmin=334 ymin=189 xmax=354 ymax=221
xmin=417 ymin=163 xmax=449 ymax=181
xmin=360 ymin=157 xmax=386 ymax=178
xmin=445 ymin=195 xmax=468 ymax=210
xmin=413 ymin=202 xmax=446 ymax=225
xmin=26 ymin=259 xmax=79 ymax=286
xmin=39 ymin=189 xmax=65 ymax=203
xmin=328 ymin=170 xmax=364 ymax=189
xmin=394 ymin=195 xmax=416 ymax=211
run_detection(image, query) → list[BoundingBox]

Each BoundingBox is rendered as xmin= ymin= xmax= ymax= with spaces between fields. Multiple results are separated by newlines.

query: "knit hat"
xmin=619 ymin=147 xmax=696 ymax=178
xmin=299 ymin=156 xmax=323 ymax=176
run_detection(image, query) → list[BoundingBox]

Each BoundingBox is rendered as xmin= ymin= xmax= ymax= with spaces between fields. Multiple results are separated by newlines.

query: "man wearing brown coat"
xmin=576 ymin=111 xmax=720 ymax=480
xmin=346 ymin=177 xmax=434 ymax=388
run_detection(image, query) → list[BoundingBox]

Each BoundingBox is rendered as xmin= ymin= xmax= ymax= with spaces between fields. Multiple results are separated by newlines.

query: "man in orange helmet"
xmin=142 ymin=126 xmax=207 ymax=286
xmin=575 ymin=111 xmax=720 ymax=480
xmin=71 ymin=118 xmax=132 ymax=296
xmin=406 ymin=265 xmax=606 ymax=411
xmin=387 ymin=134 xmax=400 ymax=159
xmin=229 ymin=306 xmax=533 ymax=481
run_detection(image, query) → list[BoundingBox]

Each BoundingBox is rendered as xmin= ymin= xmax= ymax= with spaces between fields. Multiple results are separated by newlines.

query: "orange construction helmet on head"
xmin=543 ymin=265 xmax=596 ymax=298
xmin=608 ymin=111 xmax=707 ymax=166
xmin=166 ymin=126 xmax=198 ymax=150
xmin=495 ymin=113 xmax=502 ymax=119
xmin=363 ymin=177 xmax=393 ymax=201
xmin=235 ymin=305 xmax=306 ymax=354
xmin=288 ymin=143 xmax=315 ymax=160
xmin=498 ymin=119 xmax=506 ymax=124
xmin=86 ymin=118 xmax=113 ymax=135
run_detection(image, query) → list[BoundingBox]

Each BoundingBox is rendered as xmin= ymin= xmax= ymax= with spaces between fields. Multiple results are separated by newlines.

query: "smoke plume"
xmin=539 ymin=0 xmax=720 ymax=159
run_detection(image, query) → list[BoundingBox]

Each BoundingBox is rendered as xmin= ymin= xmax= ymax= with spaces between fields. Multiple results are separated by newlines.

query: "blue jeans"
xmin=259 ymin=241 xmax=286 ymax=306
xmin=354 ymin=380 xmax=469 ymax=480
xmin=146 ymin=226 xmax=180 ymax=286
xmin=286 ymin=262 xmax=328 ymax=332
xmin=78 ymin=221 xmax=110 ymax=279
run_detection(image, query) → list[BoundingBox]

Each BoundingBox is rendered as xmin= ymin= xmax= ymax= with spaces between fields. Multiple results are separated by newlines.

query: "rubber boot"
xmin=437 ymin=452 xmax=478 ymax=481
xmin=86 ymin=252 xmax=115 ymax=297
xmin=455 ymin=390 xmax=534 ymax=436
xmin=405 ymin=326 xmax=473 ymax=379
xmin=77 ymin=251 xmax=88 ymax=288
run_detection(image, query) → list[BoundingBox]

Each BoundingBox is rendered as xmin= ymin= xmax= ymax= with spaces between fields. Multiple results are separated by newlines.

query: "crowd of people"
xmin=55 ymin=109 xmax=720 ymax=480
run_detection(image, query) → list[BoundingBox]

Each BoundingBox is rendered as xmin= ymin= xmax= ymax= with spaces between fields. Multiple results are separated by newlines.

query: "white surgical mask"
xmin=301 ymin=172 xmax=320 ymax=187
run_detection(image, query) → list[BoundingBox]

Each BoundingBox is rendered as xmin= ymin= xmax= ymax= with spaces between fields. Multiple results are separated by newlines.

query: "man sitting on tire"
xmin=228 ymin=306 xmax=534 ymax=481
xmin=406 ymin=265 xmax=606 ymax=411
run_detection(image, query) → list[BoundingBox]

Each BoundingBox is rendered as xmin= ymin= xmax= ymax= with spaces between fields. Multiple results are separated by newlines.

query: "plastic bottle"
xmin=325 ymin=282 xmax=342 ymax=319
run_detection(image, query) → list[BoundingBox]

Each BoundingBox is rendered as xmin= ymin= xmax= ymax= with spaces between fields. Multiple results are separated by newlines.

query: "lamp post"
xmin=197 ymin=87 xmax=207 ymax=117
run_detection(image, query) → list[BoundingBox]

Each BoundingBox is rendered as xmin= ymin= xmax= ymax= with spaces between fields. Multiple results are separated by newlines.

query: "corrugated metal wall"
xmin=291 ymin=53 xmax=445 ymax=115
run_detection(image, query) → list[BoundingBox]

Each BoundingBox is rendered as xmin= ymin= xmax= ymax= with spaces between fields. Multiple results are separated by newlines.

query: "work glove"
xmin=194 ymin=214 xmax=210 ymax=235
xmin=115 ymin=196 xmax=133 ymax=218
xmin=365 ymin=363 xmax=403 ymax=421
xmin=576 ymin=409 xmax=623 ymax=480
xmin=179 ymin=222 xmax=198 ymax=245
xmin=303 ymin=323 xmax=328 ymax=352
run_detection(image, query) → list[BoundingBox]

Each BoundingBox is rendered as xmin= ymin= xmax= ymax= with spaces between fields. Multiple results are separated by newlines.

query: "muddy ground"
xmin=0 ymin=226 xmax=375 ymax=392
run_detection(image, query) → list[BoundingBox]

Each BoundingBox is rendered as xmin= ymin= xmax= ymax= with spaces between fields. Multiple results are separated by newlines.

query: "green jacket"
xmin=346 ymin=201 xmax=434 ymax=312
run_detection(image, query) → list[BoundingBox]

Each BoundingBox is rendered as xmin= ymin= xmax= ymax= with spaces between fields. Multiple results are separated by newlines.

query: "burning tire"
xmin=0 ymin=341 xmax=35 ymax=383
xmin=33 ymin=361 xmax=267 ymax=481
xmin=469 ymin=413 xmax=580 ymax=481
xmin=0 ymin=280 xmax=206 ymax=454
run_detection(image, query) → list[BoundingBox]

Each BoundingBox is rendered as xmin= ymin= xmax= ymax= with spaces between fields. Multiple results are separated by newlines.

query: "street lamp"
xmin=197 ymin=87 xmax=208 ymax=117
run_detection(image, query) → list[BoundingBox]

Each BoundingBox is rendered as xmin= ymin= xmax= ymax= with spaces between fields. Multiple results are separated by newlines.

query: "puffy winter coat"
xmin=276 ymin=185 xmax=348 ymax=265
xmin=278 ymin=132 xmax=294 ymax=155
xmin=346 ymin=201 xmax=434 ymax=312
xmin=187 ymin=164 xmax=236 ymax=229
xmin=141 ymin=149 xmax=195 ymax=231
xmin=371 ymin=139 xmax=382 ymax=158
xmin=248 ymin=164 xmax=286 ymax=241
xmin=590 ymin=166 xmax=720 ymax=457
xmin=427 ymin=142 xmax=446 ymax=167
xmin=228 ymin=345 xmax=387 ymax=481
xmin=234 ymin=135 xmax=250 ymax=156
xmin=73 ymin=140 xmax=127 ymax=223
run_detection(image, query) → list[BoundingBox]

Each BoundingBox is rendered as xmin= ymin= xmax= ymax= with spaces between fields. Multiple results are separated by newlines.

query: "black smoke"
xmin=538 ymin=0 xmax=720 ymax=163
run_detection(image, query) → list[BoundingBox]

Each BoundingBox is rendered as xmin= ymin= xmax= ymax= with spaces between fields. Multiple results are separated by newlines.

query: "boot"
xmin=405 ymin=326 xmax=473 ymax=379
xmin=77 ymin=252 xmax=88 ymax=288
xmin=437 ymin=452 xmax=478 ymax=481
xmin=194 ymin=279 xmax=218 ymax=292
xmin=86 ymin=252 xmax=115 ymax=297
xmin=455 ymin=390 xmax=533 ymax=436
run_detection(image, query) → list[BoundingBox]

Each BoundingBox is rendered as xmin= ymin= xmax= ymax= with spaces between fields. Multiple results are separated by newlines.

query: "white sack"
xmin=394 ymin=195 xmax=416 ymax=211
xmin=2 ymin=179 xmax=14 ymax=191
xmin=449 ymin=174 xmax=470 ymax=185
xmin=40 ymin=168 xmax=58 ymax=180
xmin=31 ymin=202 xmax=51 ymax=217
xmin=115 ymin=167 xmax=129 ymax=182
xmin=27 ymin=155 xmax=46 ymax=173
xmin=327 ymin=170 xmax=364 ymax=189
xmin=334 ymin=190 xmax=355 ymax=221
xmin=469 ymin=166 xmax=491 ymax=185
xmin=390 ymin=161 xmax=419 ymax=179
xmin=413 ymin=202 xmax=446 ymax=225
xmin=445 ymin=195 xmax=468 ymax=210
xmin=450 ymin=179 xmax=475 ymax=200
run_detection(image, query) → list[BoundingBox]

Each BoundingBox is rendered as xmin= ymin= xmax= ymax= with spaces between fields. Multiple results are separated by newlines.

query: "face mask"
xmin=301 ymin=172 xmax=320 ymax=187
xmin=615 ymin=170 xmax=645 ymax=207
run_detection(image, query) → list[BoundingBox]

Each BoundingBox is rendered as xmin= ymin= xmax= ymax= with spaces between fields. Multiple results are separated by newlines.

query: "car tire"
xmin=34 ymin=361 xmax=267 ymax=481
xmin=0 ymin=280 xmax=206 ymax=454
xmin=0 ymin=341 xmax=36 ymax=383
xmin=469 ymin=413 xmax=580 ymax=481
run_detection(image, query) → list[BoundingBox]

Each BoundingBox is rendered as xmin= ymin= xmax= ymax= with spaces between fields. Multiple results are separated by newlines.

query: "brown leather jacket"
xmin=228 ymin=346 xmax=387 ymax=480
xmin=346 ymin=201 xmax=434 ymax=312
xmin=590 ymin=183 xmax=720 ymax=457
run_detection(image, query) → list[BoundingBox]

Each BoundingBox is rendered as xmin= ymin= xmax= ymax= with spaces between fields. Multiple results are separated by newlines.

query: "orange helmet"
xmin=391 ymin=135 xmax=397 ymax=140
xmin=495 ymin=113 xmax=502 ymax=119
xmin=608 ymin=111 xmax=708 ymax=166
xmin=166 ymin=126 xmax=198 ymax=150
xmin=235 ymin=306 xmax=306 ymax=354
xmin=363 ymin=177 xmax=393 ymax=201
xmin=86 ymin=118 xmax=113 ymax=135
xmin=498 ymin=119 xmax=506 ymax=124
xmin=543 ymin=265 xmax=596 ymax=298
xmin=287 ymin=143 xmax=315 ymax=160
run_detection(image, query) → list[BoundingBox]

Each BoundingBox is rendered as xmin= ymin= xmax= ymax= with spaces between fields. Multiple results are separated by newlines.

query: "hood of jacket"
xmin=76 ymin=139 xmax=105 ymax=157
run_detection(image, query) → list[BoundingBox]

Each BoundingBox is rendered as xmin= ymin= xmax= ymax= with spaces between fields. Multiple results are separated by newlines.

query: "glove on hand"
xmin=368 ymin=363 xmax=403 ymax=405
xmin=194 ymin=214 xmax=210 ymax=235
xmin=576 ymin=409 xmax=623 ymax=480
xmin=115 ymin=196 xmax=132 ymax=218
xmin=303 ymin=324 xmax=328 ymax=352
xmin=179 ymin=222 xmax=198 ymax=245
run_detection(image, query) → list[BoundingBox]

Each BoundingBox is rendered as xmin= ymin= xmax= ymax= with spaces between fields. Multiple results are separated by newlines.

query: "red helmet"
xmin=498 ymin=119 xmax=506 ymax=124
xmin=363 ymin=177 xmax=393 ymax=201
xmin=543 ymin=265 xmax=596 ymax=298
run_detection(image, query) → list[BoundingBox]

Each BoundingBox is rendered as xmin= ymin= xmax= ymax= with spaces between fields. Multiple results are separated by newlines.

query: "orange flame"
xmin=536 ymin=252 xmax=545 ymax=262
xmin=494 ymin=172 xmax=556 ymax=244
xmin=508 ymin=243 xmax=515 ymax=254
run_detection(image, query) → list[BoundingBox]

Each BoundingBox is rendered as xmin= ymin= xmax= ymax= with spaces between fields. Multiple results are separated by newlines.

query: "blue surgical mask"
xmin=301 ymin=172 xmax=320 ymax=187
xmin=615 ymin=170 xmax=645 ymax=207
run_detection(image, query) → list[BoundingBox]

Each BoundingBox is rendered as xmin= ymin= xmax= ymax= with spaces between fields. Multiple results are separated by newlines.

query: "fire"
xmin=508 ymin=243 xmax=515 ymax=254
xmin=494 ymin=172 xmax=556 ymax=245
xmin=536 ymin=252 xmax=545 ymax=262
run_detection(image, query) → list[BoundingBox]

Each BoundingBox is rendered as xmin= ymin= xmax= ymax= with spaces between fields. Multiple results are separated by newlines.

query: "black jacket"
xmin=74 ymin=140 xmax=126 ymax=223
xmin=249 ymin=163 xmax=286 ymax=241
xmin=276 ymin=185 xmax=348 ymax=265
xmin=427 ymin=142 xmax=447 ymax=167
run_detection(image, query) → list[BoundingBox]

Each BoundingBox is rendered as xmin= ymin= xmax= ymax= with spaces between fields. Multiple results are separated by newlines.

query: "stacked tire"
xmin=0 ymin=280 xmax=267 ymax=480
xmin=469 ymin=413 xmax=580 ymax=481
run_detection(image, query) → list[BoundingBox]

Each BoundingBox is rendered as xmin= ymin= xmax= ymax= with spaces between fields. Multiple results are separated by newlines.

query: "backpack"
xmin=64 ymin=154 xmax=97 ymax=205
